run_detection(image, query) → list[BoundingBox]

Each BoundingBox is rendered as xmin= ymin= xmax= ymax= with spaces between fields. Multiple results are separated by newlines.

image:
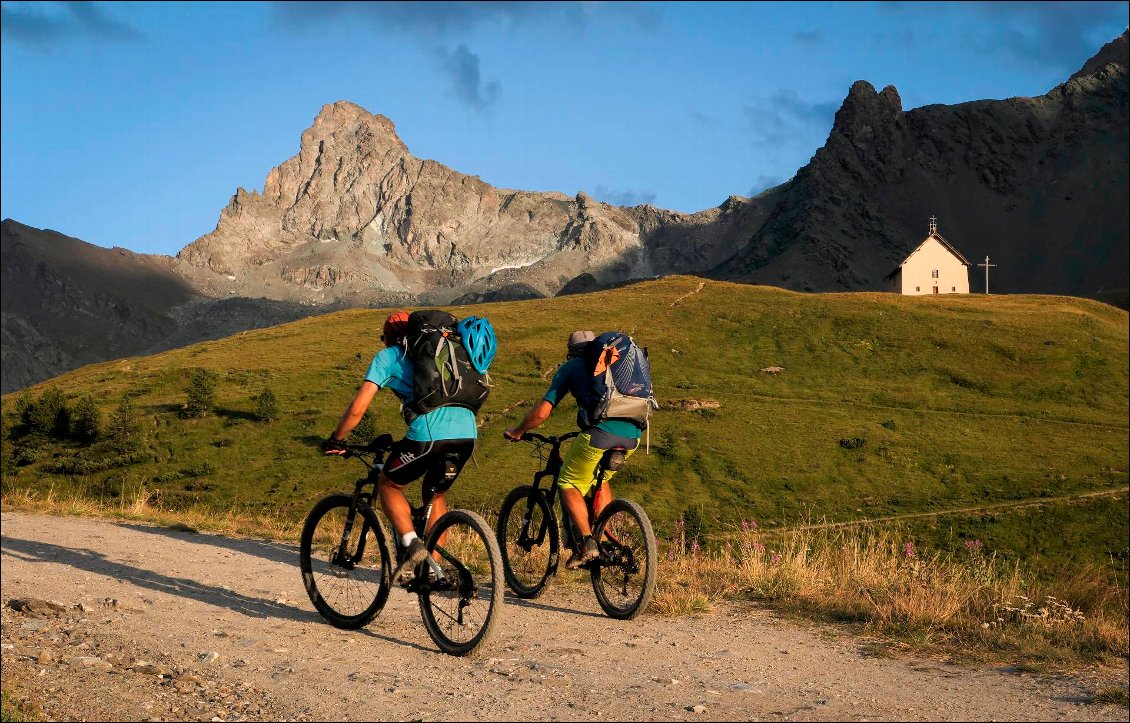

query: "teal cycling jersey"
xmin=543 ymin=358 xmax=642 ymax=440
xmin=364 ymin=346 xmax=477 ymax=441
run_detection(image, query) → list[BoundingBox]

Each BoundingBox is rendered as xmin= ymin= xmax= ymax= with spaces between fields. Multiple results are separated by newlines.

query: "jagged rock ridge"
xmin=174 ymin=102 xmax=758 ymax=304
xmin=712 ymin=31 xmax=1129 ymax=297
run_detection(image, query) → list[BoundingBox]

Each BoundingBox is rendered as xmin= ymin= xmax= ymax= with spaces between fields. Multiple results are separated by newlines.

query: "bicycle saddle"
xmin=599 ymin=447 xmax=627 ymax=472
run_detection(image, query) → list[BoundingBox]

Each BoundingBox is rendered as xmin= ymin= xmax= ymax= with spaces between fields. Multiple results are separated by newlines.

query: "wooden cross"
xmin=977 ymin=255 xmax=997 ymax=294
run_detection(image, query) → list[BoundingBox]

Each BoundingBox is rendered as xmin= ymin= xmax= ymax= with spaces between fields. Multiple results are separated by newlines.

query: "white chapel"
xmin=886 ymin=218 xmax=971 ymax=295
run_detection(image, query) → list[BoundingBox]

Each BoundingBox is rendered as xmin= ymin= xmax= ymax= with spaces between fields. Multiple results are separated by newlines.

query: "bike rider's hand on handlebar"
xmin=503 ymin=427 xmax=525 ymax=442
xmin=321 ymin=435 xmax=348 ymax=455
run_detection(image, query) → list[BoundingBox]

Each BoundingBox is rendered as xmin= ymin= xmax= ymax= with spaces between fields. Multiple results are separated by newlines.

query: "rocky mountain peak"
xmin=1069 ymin=29 xmax=1128 ymax=81
xmin=310 ymin=100 xmax=405 ymax=149
xmin=835 ymin=81 xmax=904 ymax=132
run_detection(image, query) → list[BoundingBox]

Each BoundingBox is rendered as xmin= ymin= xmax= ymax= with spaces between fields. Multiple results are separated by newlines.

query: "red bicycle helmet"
xmin=382 ymin=311 xmax=409 ymax=346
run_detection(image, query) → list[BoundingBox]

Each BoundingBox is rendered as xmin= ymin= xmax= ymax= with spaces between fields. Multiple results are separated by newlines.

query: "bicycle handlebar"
xmin=519 ymin=431 xmax=580 ymax=444
xmin=329 ymin=433 xmax=395 ymax=460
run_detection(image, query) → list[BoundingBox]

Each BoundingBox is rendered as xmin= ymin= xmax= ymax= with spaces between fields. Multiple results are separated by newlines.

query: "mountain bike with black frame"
xmin=496 ymin=431 xmax=657 ymax=619
xmin=299 ymin=434 xmax=504 ymax=656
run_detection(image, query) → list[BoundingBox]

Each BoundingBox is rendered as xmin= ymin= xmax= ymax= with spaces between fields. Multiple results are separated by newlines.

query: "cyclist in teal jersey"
xmin=323 ymin=312 xmax=478 ymax=583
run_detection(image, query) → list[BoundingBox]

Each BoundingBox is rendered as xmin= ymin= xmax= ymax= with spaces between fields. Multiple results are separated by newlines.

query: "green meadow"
xmin=3 ymin=277 xmax=1127 ymax=582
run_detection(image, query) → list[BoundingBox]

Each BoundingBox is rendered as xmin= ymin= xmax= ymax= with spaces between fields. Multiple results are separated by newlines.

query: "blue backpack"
xmin=578 ymin=332 xmax=656 ymax=430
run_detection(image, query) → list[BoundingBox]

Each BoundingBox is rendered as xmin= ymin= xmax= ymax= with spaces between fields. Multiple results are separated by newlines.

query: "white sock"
xmin=401 ymin=531 xmax=418 ymax=548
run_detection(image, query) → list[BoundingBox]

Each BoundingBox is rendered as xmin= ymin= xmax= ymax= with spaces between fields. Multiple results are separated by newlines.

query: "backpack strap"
xmin=438 ymin=334 xmax=463 ymax=396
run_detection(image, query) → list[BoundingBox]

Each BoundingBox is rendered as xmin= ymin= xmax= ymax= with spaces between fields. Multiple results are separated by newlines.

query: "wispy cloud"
xmin=591 ymin=185 xmax=658 ymax=208
xmin=268 ymin=2 xmax=658 ymax=111
xmin=436 ymin=44 xmax=501 ymax=111
xmin=793 ymin=29 xmax=824 ymax=45
xmin=749 ymin=175 xmax=784 ymax=196
xmin=1 ymin=1 xmax=143 ymax=48
xmin=879 ymin=1 xmax=1128 ymax=75
xmin=743 ymin=90 xmax=839 ymax=148
xmin=690 ymin=110 xmax=720 ymax=127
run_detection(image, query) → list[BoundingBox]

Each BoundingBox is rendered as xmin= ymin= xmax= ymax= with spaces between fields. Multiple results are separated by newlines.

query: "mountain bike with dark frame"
xmin=299 ymin=435 xmax=505 ymax=656
xmin=496 ymin=431 xmax=657 ymax=619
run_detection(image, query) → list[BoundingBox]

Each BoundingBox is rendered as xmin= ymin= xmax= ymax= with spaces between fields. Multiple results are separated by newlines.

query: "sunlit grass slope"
xmin=3 ymin=277 xmax=1127 ymax=577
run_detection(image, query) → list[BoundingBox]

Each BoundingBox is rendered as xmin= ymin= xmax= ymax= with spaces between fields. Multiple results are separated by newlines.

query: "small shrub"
xmin=0 ymin=433 xmax=17 ymax=482
xmin=683 ymin=506 xmax=707 ymax=553
xmin=12 ymin=441 xmax=47 ymax=467
xmin=11 ymin=391 xmax=34 ymax=422
xmin=255 ymin=387 xmax=280 ymax=422
xmin=181 ymin=461 xmax=215 ymax=478
xmin=23 ymin=388 xmax=69 ymax=439
xmin=839 ymin=437 xmax=866 ymax=450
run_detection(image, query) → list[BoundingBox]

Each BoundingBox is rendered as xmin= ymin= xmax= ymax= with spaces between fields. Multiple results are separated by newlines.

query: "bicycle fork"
xmin=333 ymin=481 xmax=374 ymax=569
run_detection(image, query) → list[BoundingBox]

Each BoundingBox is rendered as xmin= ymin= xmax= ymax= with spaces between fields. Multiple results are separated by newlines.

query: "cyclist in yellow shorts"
xmin=504 ymin=331 xmax=641 ymax=569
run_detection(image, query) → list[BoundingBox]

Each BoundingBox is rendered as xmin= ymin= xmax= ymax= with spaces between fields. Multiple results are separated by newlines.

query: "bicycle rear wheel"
xmin=299 ymin=493 xmax=393 ymax=629
xmin=590 ymin=498 xmax=657 ymax=620
xmin=418 ymin=510 xmax=505 ymax=656
xmin=496 ymin=486 xmax=559 ymax=599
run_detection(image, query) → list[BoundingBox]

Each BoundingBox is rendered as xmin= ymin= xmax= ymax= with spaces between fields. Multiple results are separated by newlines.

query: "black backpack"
xmin=577 ymin=331 xmax=656 ymax=430
xmin=401 ymin=310 xmax=492 ymax=421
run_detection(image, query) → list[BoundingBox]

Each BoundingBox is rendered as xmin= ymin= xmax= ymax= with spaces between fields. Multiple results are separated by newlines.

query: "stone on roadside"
xmin=70 ymin=656 xmax=114 ymax=671
xmin=9 ymin=598 xmax=67 ymax=616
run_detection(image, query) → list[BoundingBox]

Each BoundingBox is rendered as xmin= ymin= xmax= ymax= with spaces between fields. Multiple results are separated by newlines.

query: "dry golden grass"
xmin=1 ymin=483 xmax=302 ymax=542
xmin=652 ymin=523 xmax=1129 ymax=667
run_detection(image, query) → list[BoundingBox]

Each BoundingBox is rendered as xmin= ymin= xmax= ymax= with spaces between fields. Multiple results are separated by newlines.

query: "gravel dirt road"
xmin=2 ymin=510 xmax=1126 ymax=722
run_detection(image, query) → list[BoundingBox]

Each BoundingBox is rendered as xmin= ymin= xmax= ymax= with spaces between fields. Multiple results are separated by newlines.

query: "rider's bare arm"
xmin=330 ymin=380 xmax=380 ymax=443
xmin=504 ymin=399 xmax=554 ymax=440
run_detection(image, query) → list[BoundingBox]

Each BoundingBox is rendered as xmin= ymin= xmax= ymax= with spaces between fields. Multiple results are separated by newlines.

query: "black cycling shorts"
xmin=381 ymin=438 xmax=475 ymax=493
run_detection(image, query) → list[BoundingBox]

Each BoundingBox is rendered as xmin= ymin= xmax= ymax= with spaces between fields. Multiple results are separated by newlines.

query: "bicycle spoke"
xmin=497 ymin=487 xmax=558 ymax=599
xmin=590 ymin=499 xmax=657 ymax=620
xmin=300 ymin=495 xmax=392 ymax=629
xmin=419 ymin=510 xmax=504 ymax=656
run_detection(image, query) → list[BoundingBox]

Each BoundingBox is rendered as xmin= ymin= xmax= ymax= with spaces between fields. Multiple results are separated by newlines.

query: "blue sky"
xmin=2 ymin=1 xmax=1127 ymax=257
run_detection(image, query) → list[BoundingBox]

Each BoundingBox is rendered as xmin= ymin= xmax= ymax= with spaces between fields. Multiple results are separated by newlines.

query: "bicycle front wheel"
xmin=418 ymin=510 xmax=505 ymax=656
xmin=496 ymin=486 xmax=559 ymax=599
xmin=299 ymin=493 xmax=393 ymax=629
xmin=590 ymin=498 xmax=657 ymax=620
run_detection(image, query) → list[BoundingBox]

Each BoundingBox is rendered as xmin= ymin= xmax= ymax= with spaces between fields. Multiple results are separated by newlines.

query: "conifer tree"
xmin=70 ymin=394 xmax=102 ymax=442
xmin=25 ymin=388 xmax=69 ymax=439
xmin=255 ymin=386 xmax=280 ymax=422
xmin=183 ymin=369 xmax=218 ymax=418
xmin=108 ymin=395 xmax=143 ymax=455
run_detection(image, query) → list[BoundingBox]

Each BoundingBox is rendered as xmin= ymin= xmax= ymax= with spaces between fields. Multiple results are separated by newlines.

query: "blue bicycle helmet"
xmin=456 ymin=315 xmax=498 ymax=373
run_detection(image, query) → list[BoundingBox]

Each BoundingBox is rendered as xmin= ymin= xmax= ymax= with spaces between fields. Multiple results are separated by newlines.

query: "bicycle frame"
xmin=517 ymin=431 xmax=611 ymax=556
xmin=340 ymin=443 xmax=479 ymax=600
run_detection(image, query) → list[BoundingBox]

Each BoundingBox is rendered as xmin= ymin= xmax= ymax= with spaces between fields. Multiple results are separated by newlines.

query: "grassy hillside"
xmin=3 ymin=277 xmax=1127 ymax=579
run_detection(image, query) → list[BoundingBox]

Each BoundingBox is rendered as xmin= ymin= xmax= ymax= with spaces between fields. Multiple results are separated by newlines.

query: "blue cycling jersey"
xmin=364 ymin=346 xmax=477 ymax=441
xmin=543 ymin=358 xmax=642 ymax=440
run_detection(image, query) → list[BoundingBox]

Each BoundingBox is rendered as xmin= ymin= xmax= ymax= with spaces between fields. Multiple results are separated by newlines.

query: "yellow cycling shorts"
xmin=558 ymin=431 xmax=638 ymax=497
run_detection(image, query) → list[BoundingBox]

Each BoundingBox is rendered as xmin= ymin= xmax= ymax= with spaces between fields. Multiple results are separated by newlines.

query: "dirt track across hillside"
xmin=2 ymin=510 xmax=1126 ymax=722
